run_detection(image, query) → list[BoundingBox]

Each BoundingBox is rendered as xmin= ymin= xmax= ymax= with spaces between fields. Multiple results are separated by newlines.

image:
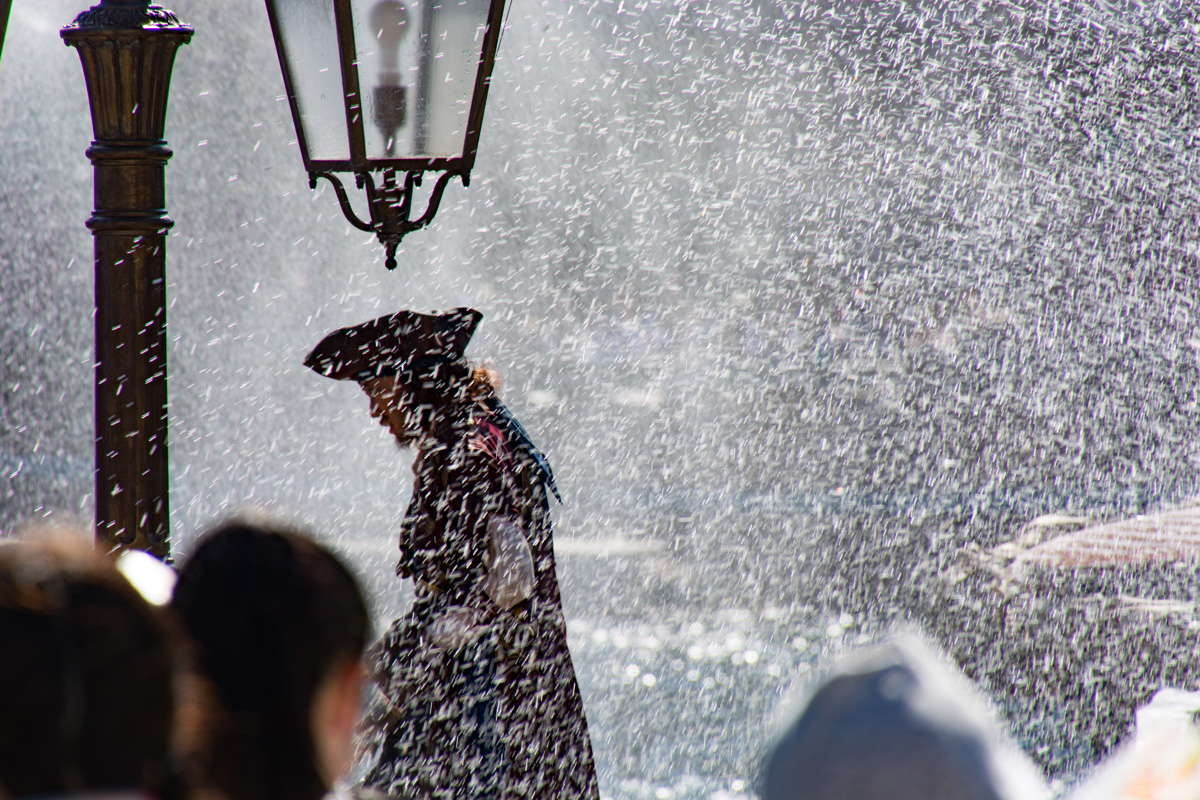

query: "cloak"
xmin=361 ymin=402 xmax=599 ymax=800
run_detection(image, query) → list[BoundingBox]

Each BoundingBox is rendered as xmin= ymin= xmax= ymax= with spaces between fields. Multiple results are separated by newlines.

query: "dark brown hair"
xmin=0 ymin=535 xmax=178 ymax=799
xmin=399 ymin=361 xmax=501 ymax=432
xmin=172 ymin=517 xmax=370 ymax=800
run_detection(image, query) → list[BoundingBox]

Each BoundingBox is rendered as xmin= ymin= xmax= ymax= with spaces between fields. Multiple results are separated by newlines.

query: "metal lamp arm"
xmin=310 ymin=171 xmax=375 ymax=232
xmin=412 ymin=171 xmax=462 ymax=230
xmin=310 ymin=169 xmax=469 ymax=270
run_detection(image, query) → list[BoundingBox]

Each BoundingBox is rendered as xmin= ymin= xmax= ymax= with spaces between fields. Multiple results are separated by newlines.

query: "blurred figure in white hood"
xmin=760 ymin=636 xmax=1048 ymax=800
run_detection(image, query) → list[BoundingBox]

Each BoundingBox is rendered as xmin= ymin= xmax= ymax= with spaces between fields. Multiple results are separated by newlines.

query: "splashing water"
xmin=4 ymin=0 xmax=1200 ymax=795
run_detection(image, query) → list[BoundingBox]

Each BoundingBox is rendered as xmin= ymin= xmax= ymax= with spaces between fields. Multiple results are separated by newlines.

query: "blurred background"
xmin=3 ymin=1 xmax=1200 ymax=797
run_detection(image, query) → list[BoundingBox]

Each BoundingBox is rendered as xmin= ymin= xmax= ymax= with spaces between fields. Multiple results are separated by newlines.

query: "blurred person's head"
xmin=0 ymin=533 xmax=178 ymax=800
xmin=172 ymin=516 xmax=370 ymax=800
xmin=760 ymin=636 xmax=1047 ymax=800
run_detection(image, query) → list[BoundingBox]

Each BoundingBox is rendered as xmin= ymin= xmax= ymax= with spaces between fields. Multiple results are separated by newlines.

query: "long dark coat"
xmin=361 ymin=401 xmax=600 ymax=800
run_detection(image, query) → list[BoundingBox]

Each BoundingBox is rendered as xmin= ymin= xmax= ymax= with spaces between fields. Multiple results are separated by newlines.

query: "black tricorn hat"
xmin=304 ymin=307 xmax=482 ymax=382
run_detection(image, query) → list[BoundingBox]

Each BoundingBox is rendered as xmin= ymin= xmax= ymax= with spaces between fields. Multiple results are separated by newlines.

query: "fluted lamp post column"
xmin=61 ymin=1 xmax=192 ymax=560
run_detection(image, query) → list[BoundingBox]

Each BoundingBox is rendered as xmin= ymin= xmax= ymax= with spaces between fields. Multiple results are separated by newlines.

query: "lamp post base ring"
xmin=86 ymin=141 xmax=174 ymax=164
xmin=86 ymin=214 xmax=175 ymax=235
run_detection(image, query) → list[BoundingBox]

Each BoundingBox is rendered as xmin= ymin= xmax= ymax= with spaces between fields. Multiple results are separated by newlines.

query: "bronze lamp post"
xmin=264 ymin=0 xmax=508 ymax=270
xmin=62 ymin=1 xmax=192 ymax=560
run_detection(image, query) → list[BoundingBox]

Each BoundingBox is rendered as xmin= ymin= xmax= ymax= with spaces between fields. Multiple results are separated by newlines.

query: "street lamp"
xmin=264 ymin=0 xmax=509 ymax=270
xmin=61 ymin=1 xmax=193 ymax=560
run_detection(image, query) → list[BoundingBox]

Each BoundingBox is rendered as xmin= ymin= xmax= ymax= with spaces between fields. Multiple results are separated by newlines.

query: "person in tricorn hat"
xmin=305 ymin=308 xmax=600 ymax=800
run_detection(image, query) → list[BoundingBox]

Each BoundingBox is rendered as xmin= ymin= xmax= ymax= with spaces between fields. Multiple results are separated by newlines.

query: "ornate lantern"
xmin=264 ymin=0 xmax=508 ymax=269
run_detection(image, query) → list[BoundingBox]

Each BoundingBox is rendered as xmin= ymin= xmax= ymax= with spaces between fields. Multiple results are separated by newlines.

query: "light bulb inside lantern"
xmin=370 ymin=0 xmax=410 ymax=79
xmin=369 ymin=0 xmax=411 ymax=154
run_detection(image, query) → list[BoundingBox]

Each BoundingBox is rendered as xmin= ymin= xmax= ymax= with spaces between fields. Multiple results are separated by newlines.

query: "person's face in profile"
xmin=361 ymin=376 xmax=424 ymax=446
xmin=311 ymin=657 xmax=366 ymax=789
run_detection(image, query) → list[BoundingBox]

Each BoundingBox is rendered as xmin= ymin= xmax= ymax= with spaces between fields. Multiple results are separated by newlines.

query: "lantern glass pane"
xmin=351 ymin=0 xmax=491 ymax=160
xmin=273 ymin=0 xmax=351 ymax=162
